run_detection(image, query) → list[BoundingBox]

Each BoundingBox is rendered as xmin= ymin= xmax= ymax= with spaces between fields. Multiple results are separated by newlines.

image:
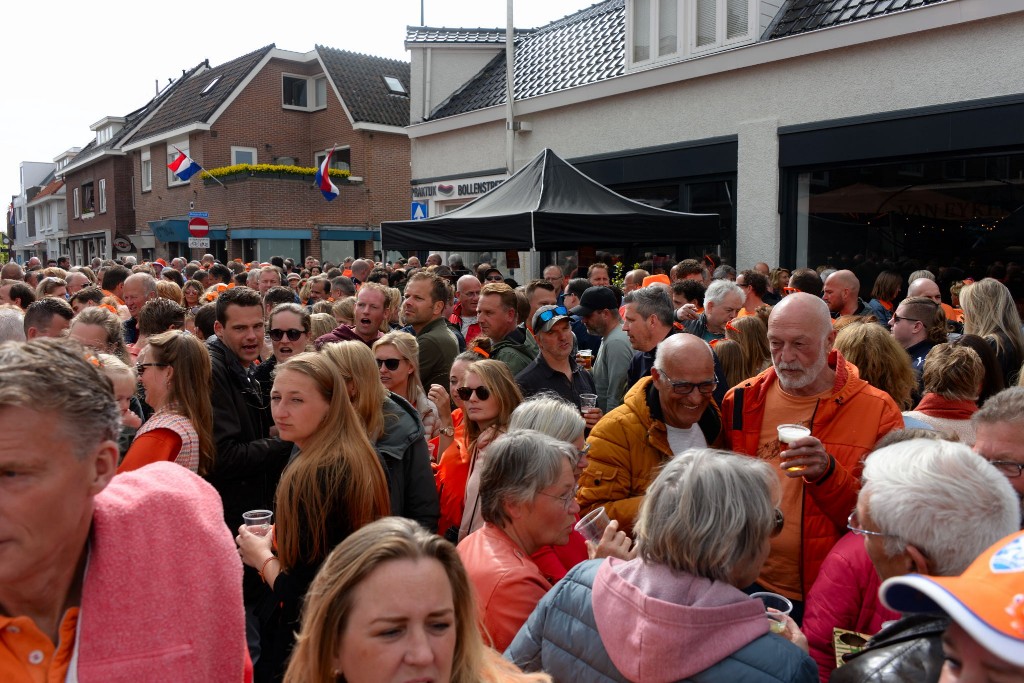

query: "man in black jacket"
xmin=204 ymin=287 xmax=292 ymax=603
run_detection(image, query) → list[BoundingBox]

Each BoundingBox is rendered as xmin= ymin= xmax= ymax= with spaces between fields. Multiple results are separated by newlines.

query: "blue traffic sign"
xmin=411 ymin=202 xmax=428 ymax=220
xmin=188 ymin=211 xmax=209 ymax=218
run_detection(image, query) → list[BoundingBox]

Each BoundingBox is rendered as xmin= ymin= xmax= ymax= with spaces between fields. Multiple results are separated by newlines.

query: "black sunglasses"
xmin=485 ymin=275 xmax=504 ymax=282
xmin=377 ymin=358 xmax=402 ymax=371
xmin=457 ymin=385 xmax=491 ymax=401
xmin=136 ymin=362 xmax=169 ymax=375
xmin=268 ymin=328 xmax=305 ymax=342
xmin=536 ymin=306 xmax=569 ymax=324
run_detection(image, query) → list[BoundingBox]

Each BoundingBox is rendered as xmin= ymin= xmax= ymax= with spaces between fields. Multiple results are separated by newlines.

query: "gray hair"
xmin=622 ymin=285 xmax=674 ymax=326
xmin=712 ymin=265 xmax=736 ymax=280
xmin=0 ymin=306 xmax=25 ymax=342
xmin=634 ymin=448 xmax=778 ymax=582
xmin=908 ymin=269 xmax=936 ymax=282
xmin=704 ymin=279 xmax=744 ymax=306
xmin=819 ymin=268 xmax=837 ymax=282
xmin=508 ymin=394 xmax=585 ymax=444
xmin=0 ymin=338 xmax=120 ymax=457
xmin=479 ymin=430 xmax=576 ymax=527
xmin=125 ymin=272 xmax=157 ymax=296
xmin=975 ymin=386 xmax=1024 ymax=427
xmin=861 ymin=439 xmax=1019 ymax=576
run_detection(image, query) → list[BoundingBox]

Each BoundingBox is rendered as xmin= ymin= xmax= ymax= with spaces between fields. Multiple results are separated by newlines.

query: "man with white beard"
xmin=720 ymin=293 xmax=903 ymax=622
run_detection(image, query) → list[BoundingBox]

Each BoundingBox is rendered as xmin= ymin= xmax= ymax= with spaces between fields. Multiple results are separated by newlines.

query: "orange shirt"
xmin=0 ymin=609 xmax=79 ymax=683
xmin=118 ymin=428 xmax=182 ymax=473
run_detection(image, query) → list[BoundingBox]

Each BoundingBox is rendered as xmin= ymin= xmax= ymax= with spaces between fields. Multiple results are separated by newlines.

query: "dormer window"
xmin=629 ymin=0 xmax=756 ymax=68
xmin=383 ymin=76 xmax=407 ymax=96
xmin=282 ymin=74 xmax=328 ymax=111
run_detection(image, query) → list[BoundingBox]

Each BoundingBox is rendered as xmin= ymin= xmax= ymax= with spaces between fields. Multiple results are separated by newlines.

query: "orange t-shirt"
xmin=754 ymin=381 xmax=833 ymax=601
xmin=0 ymin=608 xmax=79 ymax=683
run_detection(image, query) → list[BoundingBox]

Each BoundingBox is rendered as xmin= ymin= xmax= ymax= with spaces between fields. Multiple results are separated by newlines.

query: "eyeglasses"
xmin=657 ymin=371 xmax=717 ymax=396
xmin=376 ymin=358 xmax=402 ymax=371
xmin=783 ymin=287 xmax=798 ymax=295
xmin=847 ymin=510 xmax=896 ymax=538
xmin=890 ymin=314 xmax=921 ymax=325
xmin=268 ymin=328 xmax=305 ymax=342
xmin=536 ymin=306 xmax=569 ymax=325
xmin=485 ymin=275 xmax=504 ymax=282
xmin=772 ymin=508 xmax=785 ymax=537
xmin=990 ymin=461 xmax=1024 ymax=478
xmin=456 ymin=385 xmax=491 ymax=401
xmin=136 ymin=362 xmax=169 ymax=375
xmin=538 ymin=485 xmax=579 ymax=512
xmin=574 ymin=443 xmax=591 ymax=466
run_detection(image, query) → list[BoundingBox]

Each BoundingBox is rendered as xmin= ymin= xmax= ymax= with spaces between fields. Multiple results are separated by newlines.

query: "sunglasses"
xmin=136 ymin=362 xmax=169 ymax=375
xmin=536 ymin=306 xmax=569 ymax=324
xmin=268 ymin=328 xmax=305 ymax=342
xmin=376 ymin=358 xmax=402 ymax=371
xmin=485 ymin=276 xmax=504 ymax=282
xmin=457 ymin=385 xmax=491 ymax=401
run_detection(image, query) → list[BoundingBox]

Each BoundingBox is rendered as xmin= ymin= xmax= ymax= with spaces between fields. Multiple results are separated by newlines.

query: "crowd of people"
xmin=1 ymin=249 xmax=1023 ymax=682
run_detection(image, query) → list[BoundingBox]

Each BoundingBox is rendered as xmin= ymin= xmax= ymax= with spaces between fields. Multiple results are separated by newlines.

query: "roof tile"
xmin=767 ymin=0 xmax=952 ymax=38
xmin=405 ymin=26 xmax=533 ymax=44
xmin=316 ymin=46 xmax=411 ymax=127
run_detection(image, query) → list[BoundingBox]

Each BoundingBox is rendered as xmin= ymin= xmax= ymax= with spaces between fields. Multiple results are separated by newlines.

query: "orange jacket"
xmin=433 ymin=409 xmax=467 ymax=540
xmin=720 ymin=350 xmax=903 ymax=595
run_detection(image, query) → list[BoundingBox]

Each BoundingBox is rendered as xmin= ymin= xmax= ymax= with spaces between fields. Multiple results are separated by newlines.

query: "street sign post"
xmin=188 ymin=237 xmax=210 ymax=248
xmin=411 ymin=202 xmax=428 ymax=220
xmin=188 ymin=217 xmax=211 ymax=249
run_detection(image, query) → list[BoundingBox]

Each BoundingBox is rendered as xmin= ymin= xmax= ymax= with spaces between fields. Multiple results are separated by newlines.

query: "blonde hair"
xmin=834 ymin=319 xmax=917 ymax=410
xmin=272 ymin=352 xmax=390 ymax=570
xmin=960 ymin=278 xmax=1024 ymax=380
xmin=462 ymin=359 xmax=522 ymax=449
xmin=724 ymin=314 xmax=771 ymax=382
xmin=321 ymin=341 xmax=386 ymax=441
xmin=308 ymin=312 xmax=336 ymax=341
xmin=71 ymin=306 xmax=130 ymax=364
xmin=922 ymin=344 xmax=983 ymax=401
xmin=373 ymin=330 xmax=425 ymax=404
xmin=155 ymin=279 xmax=184 ymax=306
xmin=714 ymin=339 xmax=747 ymax=389
xmin=331 ymin=296 xmax=356 ymax=326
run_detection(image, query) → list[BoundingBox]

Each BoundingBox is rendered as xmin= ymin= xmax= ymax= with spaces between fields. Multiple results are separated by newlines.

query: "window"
xmin=73 ymin=188 xmax=80 ymax=218
xmin=283 ymin=74 xmax=328 ymax=111
xmin=82 ymin=182 xmax=95 ymax=214
xmin=141 ymin=149 xmax=152 ymax=191
xmin=314 ymin=147 xmax=351 ymax=173
xmin=167 ymin=138 xmax=190 ymax=187
xmin=628 ymin=0 xmax=755 ymax=66
xmin=383 ymin=76 xmax=407 ymax=96
xmin=98 ymin=179 xmax=107 ymax=214
xmin=283 ymin=75 xmax=308 ymax=108
xmin=201 ymin=76 xmax=220 ymax=96
xmin=232 ymin=146 xmax=258 ymax=166
xmin=315 ymin=77 xmax=328 ymax=108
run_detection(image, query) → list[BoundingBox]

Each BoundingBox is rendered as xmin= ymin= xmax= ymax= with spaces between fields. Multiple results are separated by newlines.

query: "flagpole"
xmin=173 ymin=145 xmax=226 ymax=189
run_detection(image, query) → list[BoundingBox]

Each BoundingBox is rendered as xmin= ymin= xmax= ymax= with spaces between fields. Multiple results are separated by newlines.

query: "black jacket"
xmin=377 ymin=394 xmax=441 ymax=532
xmin=830 ymin=614 xmax=948 ymax=683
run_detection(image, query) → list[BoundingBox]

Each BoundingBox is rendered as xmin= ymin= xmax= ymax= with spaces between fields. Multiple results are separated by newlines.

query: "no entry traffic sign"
xmin=188 ymin=217 xmax=210 ymax=237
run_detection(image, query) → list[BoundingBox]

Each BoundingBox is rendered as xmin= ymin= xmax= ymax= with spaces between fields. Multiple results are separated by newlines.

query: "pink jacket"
xmin=76 ymin=462 xmax=249 ymax=681
xmin=802 ymin=532 xmax=900 ymax=682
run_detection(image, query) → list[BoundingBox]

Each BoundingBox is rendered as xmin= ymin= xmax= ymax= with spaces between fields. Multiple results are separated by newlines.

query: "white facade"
xmin=11 ymin=161 xmax=55 ymax=261
xmin=405 ymin=0 xmax=1024 ymax=268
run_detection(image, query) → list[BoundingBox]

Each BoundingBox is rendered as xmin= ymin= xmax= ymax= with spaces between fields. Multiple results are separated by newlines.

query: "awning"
xmin=320 ymin=228 xmax=380 ymax=241
xmin=148 ymin=219 xmax=227 ymax=242
xmin=229 ymin=229 xmax=311 ymax=240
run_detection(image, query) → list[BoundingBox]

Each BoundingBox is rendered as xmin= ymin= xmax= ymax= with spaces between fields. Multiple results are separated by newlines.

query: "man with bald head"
xmin=577 ymin=333 xmax=724 ymax=535
xmin=822 ymin=269 xmax=873 ymax=319
xmin=0 ymin=262 xmax=23 ymax=281
xmin=64 ymin=271 xmax=91 ymax=296
xmin=721 ymin=293 xmax=903 ymax=620
xmin=449 ymin=274 xmax=482 ymax=343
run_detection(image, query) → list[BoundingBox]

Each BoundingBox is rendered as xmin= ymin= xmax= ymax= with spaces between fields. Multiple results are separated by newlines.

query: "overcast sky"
xmin=1 ymin=0 xmax=589 ymax=198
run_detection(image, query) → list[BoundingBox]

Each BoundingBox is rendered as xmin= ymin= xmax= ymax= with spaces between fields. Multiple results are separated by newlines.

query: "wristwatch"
xmin=439 ymin=425 xmax=455 ymax=437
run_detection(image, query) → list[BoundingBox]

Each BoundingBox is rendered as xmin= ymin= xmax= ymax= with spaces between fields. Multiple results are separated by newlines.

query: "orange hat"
xmin=642 ymin=274 xmax=670 ymax=288
xmin=155 ymin=258 xmax=167 ymax=266
xmin=880 ymin=530 xmax=1024 ymax=665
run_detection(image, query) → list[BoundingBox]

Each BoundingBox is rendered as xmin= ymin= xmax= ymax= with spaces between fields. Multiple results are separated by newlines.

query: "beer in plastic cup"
xmin=777 ymin=424 xmax=811 ymax=472
xmin=580 ymin=393 xmax=598 ymax=412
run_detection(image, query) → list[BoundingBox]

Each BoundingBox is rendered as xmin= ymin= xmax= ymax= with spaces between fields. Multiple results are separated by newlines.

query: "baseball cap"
xmin=642 ymin=274 xmax=670 ymax=288
xmin=533 ymin=305 xmax=570 ymax=334
xmin=879 ymin=529 xmax=1024 ymax=666
xmin=482 ymin=268 xmax=504 ymax=282
xmin=155 ymin=258 xmax=168 ymax=267
xmin=572 ymin=286 xmax=619 ymax=317
xmin=287 ymin=273 xmax=301 ymax=282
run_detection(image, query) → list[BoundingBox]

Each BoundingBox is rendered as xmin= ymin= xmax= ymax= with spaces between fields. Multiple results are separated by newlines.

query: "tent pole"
xmin=505 ymin=0 xmax=515 ymax=176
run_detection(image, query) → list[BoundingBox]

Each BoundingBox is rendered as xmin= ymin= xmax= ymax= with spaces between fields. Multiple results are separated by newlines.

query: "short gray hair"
xmin=0 ymin=338 xmax=120 ymax=457
xmin=479 ymin=430 xmax=576 ymax=527
xmin=508 ymin=393 xmax=585 ymax=443
xmin=861 ymin=439 xmax=1019 ymax=576
xmin=975 ymin=387 xmax=1024 ymax=427
xmin=634 ymin=449 xmax=778 ymax=582
xmin=704 ymin=279 xmax=744 ymax=306
xmin=0 ymin=305 xmax=25 ymax=342
xmin=622 ymin=285 xmax=674 ymax=326
xmin=125 ymin=272 xmax=157 ymax=296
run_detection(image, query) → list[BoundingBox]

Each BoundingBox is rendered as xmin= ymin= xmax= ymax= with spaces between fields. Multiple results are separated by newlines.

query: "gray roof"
xmin=405 ymin=26 xmax=533 ymax=44
xmin=129 ymin=45 xmax=274 ymax=142
xmin=316 ymin=46 xmax=411 ymax=127
xmin=430 ymin=0 xmax=624 ymax=120
xmin=764 ymin=0 xmax=953 ymax=39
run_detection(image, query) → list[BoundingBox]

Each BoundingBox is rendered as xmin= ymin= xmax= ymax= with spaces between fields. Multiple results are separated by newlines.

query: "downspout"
xmin=504 ymin=0 xmax=515 ymax=177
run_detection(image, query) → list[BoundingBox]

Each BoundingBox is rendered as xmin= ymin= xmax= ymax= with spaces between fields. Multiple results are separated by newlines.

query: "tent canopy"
xmin=382 ymin=148 xmax=720 ymax=251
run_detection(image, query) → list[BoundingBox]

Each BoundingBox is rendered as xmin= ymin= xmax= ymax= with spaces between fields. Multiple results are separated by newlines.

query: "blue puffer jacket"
xmin=506 ymin=559 xmax=818 ymax=683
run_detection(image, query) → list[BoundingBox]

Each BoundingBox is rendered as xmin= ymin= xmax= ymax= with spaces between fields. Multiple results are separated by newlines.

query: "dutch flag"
xmin=168 ymin=150 xmax=201 ymax=181
xmin=315 ymin=148 xmax=339 ymax=201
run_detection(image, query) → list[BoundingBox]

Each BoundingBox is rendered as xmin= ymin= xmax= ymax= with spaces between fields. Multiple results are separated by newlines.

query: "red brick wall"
xmin=64 ymin=156 xmax=136 ymax=237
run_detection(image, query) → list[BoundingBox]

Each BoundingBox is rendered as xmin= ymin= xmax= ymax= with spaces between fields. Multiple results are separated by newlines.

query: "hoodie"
xmin=314 ymin=322 xmax=381 ymax=350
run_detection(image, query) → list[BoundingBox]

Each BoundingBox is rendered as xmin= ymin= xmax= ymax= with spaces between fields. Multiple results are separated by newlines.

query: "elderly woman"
xmin=902 ymin=344 xmax=983 ymax=443
xmin=457 ymin=430 xmax=580 ymax=652
xmin=507 ymin=448 xmax=818 ymax=682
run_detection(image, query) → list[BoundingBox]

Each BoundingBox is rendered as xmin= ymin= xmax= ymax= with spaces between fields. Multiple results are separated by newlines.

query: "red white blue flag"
xmin=315 ymin=148 xmax=339 ymax=201
xmin=167 ymin=150 xmax=201 ymax=181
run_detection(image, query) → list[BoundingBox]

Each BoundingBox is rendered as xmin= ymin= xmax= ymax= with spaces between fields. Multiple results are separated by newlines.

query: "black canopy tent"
xmin=381 ymin=148 xmax=720 ymax=252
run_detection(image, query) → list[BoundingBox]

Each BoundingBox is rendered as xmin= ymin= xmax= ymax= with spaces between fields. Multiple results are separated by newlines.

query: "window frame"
xmin=141 ymin=148 xmax=152 ymax=192
xmin=231 ymin=146 xmax=258 ymax=166
xmin=314 ymin=146 xmax=351 ymax=173
xmin=98 ymin=178 xmax=107 ymax=214
xmin=282 ymin=73 xmax=328 ymax=112
xmin=166 ymin=137 xmax=190 ymax=188
xmin=626 ymin=0 xmax=757 ymax=69
xmin=73 ymin=188 xmax=80 ymax=218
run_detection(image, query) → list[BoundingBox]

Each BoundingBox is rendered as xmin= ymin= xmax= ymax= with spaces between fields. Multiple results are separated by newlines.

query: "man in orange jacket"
xmin=720 ymin=293 xmax=903 ymax=622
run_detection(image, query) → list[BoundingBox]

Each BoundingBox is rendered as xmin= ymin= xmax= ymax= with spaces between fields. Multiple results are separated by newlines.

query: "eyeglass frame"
xmin=376 ymin=357 xmax=403 ymax=371
xmin=456 ymin=385 xmax=491 ymax=401
xmin=890 ymin=314 xmax=922 ymax=325
xmin=573 ymin=443 xmax=591 ymax=467
xmin=847 ymin=509 xmax=897 ymax=538
xmin=989 ymin=461 xmax=1024 ymax=478
xmin=537 ymin=484 xmax=579 ymax=512
xmin=136 ymin=362 xmax=169 ymax=375
xmin=655 ymin=369 xmax=718 ymax=396
xmin=268 ymin=328 xmax=306 ymax=342
xmin=485 ymin=275 xmax=504 ymax=282
xmin=536 ymin=306 xmax=569 ymax=324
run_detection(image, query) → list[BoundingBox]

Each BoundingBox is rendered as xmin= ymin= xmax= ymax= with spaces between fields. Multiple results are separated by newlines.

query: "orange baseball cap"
xmin=642 ymin=274 xmax=670 ymax=287
xmin=880 ymin=530 xmax=1024 ymax=665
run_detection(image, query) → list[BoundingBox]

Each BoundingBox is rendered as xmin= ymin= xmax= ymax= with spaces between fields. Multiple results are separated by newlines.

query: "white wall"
xmin=409 ymin=46 xmax=505 ymax=123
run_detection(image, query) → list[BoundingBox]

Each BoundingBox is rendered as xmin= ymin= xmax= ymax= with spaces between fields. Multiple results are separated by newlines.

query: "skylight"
xmin=201 ymin=76 xmax=221 ymax=96
xmin=383 ymin=76 xmax=407 ymax=95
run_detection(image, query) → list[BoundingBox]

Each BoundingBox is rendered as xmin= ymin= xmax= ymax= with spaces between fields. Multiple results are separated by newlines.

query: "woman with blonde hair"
xmin=714 ymin=339 xmax=749 ymax=389
xmin=155 ymin=279 xmax=184 ymax=306
xmin=331 ymin=295 xmax=356 ymax=326
xmin=373 ymin=330 xmax=440 ymax=439
xmin=724 ymin=314 xmax=772 ymax=383
xmin=284 ymin=517 xmax=549 ymax=683
xmin=69 ymin=305 xmax=131 ymax=364
xmin=457 ymin=359 xmax=523 ymax=540
xmin=833 ymin=319 xmax=917 ymax=410
xmin=236 ymin=351 xmax=390 ymax=681
xmin=960 ymin=277 xmax=1024 ymax=385
xmin=903 ymin=344 xmax=983 ymax=443
xmin=769 ymin=268 xmax=791 ymax=297
xmin=35 ymin=276 xmax=67 ymax=299
xmin=308 ymin=312 xmax=336 ymax=340
xmin=321 ymin=341 xmax=439 ymax=531
xmin=181 ymin=279 xmax=205 ymax=312
xmin=118 ymin=330 xmax=214 ymax=474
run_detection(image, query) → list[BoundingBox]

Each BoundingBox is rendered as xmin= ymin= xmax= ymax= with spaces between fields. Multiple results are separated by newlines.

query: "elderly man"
xmin=23 ymin=298 xmax=73 ymax=339
xmin=974 ymin=387 xmax=1024 ymax=527
xmin=0 ymin=279 xmax=35 ymax=310
xmin=425 ymin=253 xmax=443 ymax=267
xmin=574 ymin=286 xmax=635 ymax=412
xmin=477 ymin=282 xmax=535 ymax=376
xmin=0 ymin=339 xmax=247 ymax=680
xmin=721 ymin=293 xmax=903 ymax=616
xmin=122 ymin=272 xmax=157 ymax=344
xmin=0 ymin=261 xmax=23 ymax=281
xmin=402 ymin=271 xmax=458 ymax=391
xmin=450 ymin=274 xmax=482 ymax=343
xmin=64 ymin=271 xmax=91 ymax=295
xmin=622 ymin=269 xmax=649 ymax=294
xmin=622 ymin=285 xmax=679 ymax=386
xmin=516 ymin=305 xmax=599 ymax=419
xmin=578 ymin=333 xmax=722 ymax=534
xmin=678 ymin=279 xmax=744 ymax=342
xmin=256 ymin=265 xmax=282 ymax=297
xmin=823 ymin=270 xmax=873 ymax=319
xmin=832 ymin=438 xmax=1019 ymax=682
xmin=349 ymin=258 xmax=371 ymax=285
xmin=543 ymin=264 xmax=565 ymax=300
